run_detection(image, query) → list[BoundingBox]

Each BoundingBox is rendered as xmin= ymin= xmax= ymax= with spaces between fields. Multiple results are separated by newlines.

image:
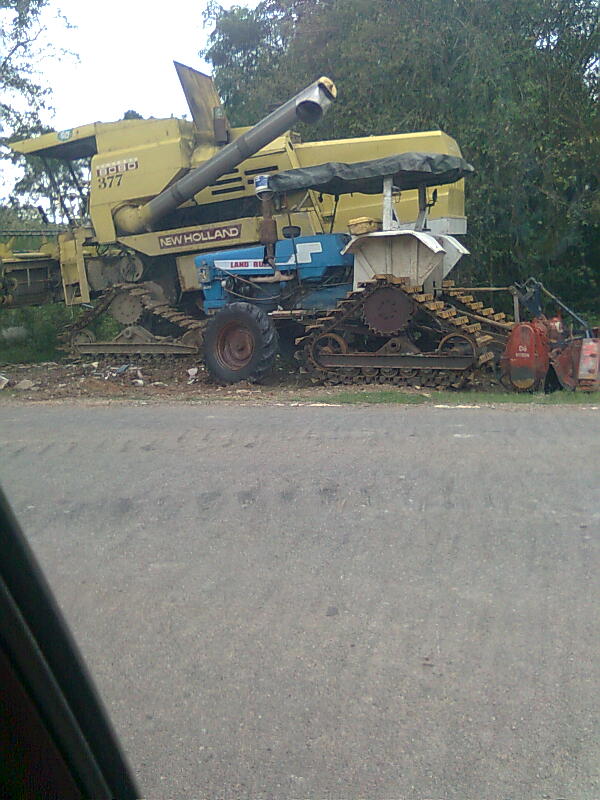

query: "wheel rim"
xmin=216 ymin=321 xmax=255 ymax=370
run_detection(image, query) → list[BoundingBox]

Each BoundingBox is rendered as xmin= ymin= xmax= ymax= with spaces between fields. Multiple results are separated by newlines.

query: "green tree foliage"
xmin=0 ymin=0 xmax=53 ymax=137
xmin=1 ymin=0 xmax=83 ymax=225
xmin=9 ymin=142 xmax=89 ymax=226
xmin=0 ymin=303 xmax=75 ymax=364
xmin=203 ymin=0 xmax=600 ymax=310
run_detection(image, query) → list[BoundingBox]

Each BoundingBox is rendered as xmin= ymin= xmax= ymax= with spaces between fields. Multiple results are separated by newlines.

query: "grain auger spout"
xmin=112 ymin=76 xmax=337 ymax=236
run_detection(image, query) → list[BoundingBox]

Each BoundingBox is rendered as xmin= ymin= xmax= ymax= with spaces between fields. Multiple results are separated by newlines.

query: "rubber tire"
xmin=203 ymin=302 xmax=279 ymax=384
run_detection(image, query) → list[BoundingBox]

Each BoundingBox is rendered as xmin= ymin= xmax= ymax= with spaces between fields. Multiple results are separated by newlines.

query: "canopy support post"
xmin=415 ymin=184 xmax=428 ymax=231
xmin=382 ymin=175 xmax=394 ymax=231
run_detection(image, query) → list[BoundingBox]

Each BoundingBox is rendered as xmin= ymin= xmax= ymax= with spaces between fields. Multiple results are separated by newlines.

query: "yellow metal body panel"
xmin=175 ymin=62 xmax=229 ymax=142
xmin=58 ymin=229 xmax=90 ymax=305
xmin=91 ymin=118 xmax=196 ymax=242
xmin=118 ymin=210 xmax=316 ymax=257
xmin=176 ymin=254 xmax=201 ymax=291
xmin=12 ymin=122 xmax=466 ymax=242
xmin=10 ymin=122 xmax=99 ymax=159
xmin=179 ymin=129 xmax=465 ymax=233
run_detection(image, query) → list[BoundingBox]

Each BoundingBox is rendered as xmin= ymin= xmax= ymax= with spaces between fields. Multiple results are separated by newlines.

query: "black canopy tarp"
xmin=266 ymin=152 xmax=474 ymax=196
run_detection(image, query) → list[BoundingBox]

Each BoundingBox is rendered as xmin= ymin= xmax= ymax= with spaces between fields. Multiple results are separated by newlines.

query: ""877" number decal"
xmin=95 ymin=157 xmax=138 ymax=189
xmin=98 ymin=174 xmax=123 ymax=189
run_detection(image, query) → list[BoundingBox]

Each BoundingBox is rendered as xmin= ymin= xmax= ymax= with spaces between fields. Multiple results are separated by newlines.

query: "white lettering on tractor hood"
xmin=213 ymin=242 xmax=324 ymax=271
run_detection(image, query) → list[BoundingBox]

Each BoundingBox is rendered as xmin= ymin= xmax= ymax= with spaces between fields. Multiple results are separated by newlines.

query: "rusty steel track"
xmin=60 ymin=278 xmax=513 ymax=384
xmin=295 ymin=276 xmax=507 ymax=388
xmin=60 ymin=282 xmax=206 ymax=357
xmin=440 ymin=281 xmax=513 ymax=355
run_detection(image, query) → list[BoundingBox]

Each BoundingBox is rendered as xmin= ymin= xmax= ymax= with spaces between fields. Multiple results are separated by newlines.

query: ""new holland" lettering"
xmin=158 ymin=225 xmax=241 ymax=250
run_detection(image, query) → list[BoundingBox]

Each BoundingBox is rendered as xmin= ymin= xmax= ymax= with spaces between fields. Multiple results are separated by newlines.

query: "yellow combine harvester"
xmin=2 ymin=63 xmax=466 ymax=320
xmin=3 ymin=64 xmax=515 ymax=392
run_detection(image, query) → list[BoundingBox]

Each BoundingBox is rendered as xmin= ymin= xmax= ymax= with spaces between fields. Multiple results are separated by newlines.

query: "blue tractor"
xmin=198 ymin=231 xmax=353 ymax=382
xmin=194 ymin=153 xmax=511 ymax=388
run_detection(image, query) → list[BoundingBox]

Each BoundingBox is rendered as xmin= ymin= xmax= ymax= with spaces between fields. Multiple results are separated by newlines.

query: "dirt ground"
xmin=0 ymin=357 xmax=342 ymax=404
xmin=1 ymin=357 xmax=598 ymax=406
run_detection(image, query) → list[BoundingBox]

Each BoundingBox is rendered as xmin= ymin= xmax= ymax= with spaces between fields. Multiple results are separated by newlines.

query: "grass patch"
xmin=307 ymin=388 xmax=600 ymax=406
xmin=328 ymin=390 xmax=427 ymax=404
xmin=0 ymin=304 xmax=119 ymax=366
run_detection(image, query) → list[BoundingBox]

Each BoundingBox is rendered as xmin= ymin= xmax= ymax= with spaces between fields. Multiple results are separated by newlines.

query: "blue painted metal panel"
xmin=195 ymin=233 xmax=354 ymax=312
xmin=195 ymin=234 xmax=352 ymax=279
xmin=294 ymin=284 xmax=352 ymax=310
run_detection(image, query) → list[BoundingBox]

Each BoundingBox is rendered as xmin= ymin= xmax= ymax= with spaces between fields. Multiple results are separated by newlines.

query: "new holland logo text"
xmin=158 ymin=225 xmax=242 ymax=250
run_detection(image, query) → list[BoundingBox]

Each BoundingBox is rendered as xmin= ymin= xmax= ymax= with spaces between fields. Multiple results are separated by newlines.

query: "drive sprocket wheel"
xmin=362 ymin=286 xmax=413 ymax=335
xmin=108 ymin=291 xmax=144 ymax=325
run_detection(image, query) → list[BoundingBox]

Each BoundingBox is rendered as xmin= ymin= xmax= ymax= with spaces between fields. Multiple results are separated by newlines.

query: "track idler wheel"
xmin=204 ymin=302 xmax=278 ymax=383
xmin=70 ymin=328 xmax=96 ymax=348
xmin=180 ymin=328 xmax=204 ymax=352
xmin=309 ymin=332 xmax=348 ymax=369
xmin=437 ymin=332 xmax=476 ymax=360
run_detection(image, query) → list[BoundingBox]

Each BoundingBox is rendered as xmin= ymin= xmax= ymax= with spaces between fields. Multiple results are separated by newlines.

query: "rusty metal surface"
xmin=72 ymin=341 xmax=197 ymax=356
xmin=62 ymin=282 xmax=205 ymax=357
xmin=297 ymin=277 xmax=507 ymax=388
xmin=108 ymin=291 xmax=144 ymax=325
xmin=316 ymin=352 xmax=473 ymax=370
xmin=362 ymin=286 xmax=413 ymax=335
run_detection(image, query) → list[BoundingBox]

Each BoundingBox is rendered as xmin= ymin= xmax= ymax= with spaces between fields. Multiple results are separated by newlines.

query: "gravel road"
xmin=0 ymin=402 xmax=598 ymax=799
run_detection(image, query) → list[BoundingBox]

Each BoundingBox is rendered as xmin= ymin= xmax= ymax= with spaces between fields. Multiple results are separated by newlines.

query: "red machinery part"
xmin=501 ymin=320 xmax=549 ymax=391
xmin=576 ymin=338 xmax=600 ymax=390
xmin=549 ymin=337 xmax=600 ymax=391
xmin=550 ymin=339 xmax=579 ymax=390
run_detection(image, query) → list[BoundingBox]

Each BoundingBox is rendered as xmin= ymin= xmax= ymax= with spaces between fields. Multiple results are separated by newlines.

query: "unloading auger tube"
xmin=113 ymin=76 xmax=337 ymax=236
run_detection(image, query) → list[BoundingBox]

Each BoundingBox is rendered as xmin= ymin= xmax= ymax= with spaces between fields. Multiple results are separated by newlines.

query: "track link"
xmin=440 ymin=281 xmax=513 ymax=345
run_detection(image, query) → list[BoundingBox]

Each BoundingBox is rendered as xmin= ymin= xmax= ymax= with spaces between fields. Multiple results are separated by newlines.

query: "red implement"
xmin=578 ymin=338 xmax=600 ymax=389
xmin=501 ymin=320 xmax=549 ymax=391
xmin=502 ymin=319 xmax=600 ymax=392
